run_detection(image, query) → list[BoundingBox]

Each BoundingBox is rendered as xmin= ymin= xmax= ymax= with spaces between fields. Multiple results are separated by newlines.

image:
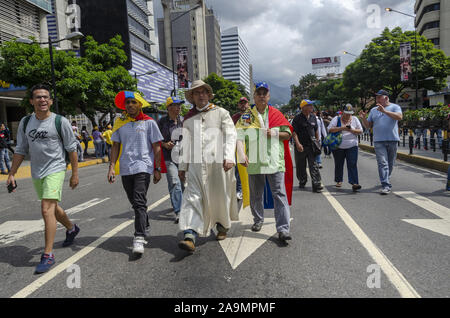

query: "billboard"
xmin=176 ymin=47 xmax=189 ymax=88
xmin=400 ymin=42 xmax=412 ymax=82
xmin=312 ymin=56 xmax=341 ymax=69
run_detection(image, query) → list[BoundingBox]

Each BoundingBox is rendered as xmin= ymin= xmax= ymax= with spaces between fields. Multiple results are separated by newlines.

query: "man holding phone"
xmin=6 ymin=84 xmax=80 ymax=274
xmin=359 ymin=90 xmax=403 ymax=194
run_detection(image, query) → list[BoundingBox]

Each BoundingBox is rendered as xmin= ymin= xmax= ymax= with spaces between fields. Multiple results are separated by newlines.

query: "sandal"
xmin=335 ymin=182 xmax=342 ymax=188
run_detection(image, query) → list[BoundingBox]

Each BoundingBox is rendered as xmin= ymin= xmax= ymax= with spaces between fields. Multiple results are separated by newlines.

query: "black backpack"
xmin=23 ymin=114 xmax=71 ymax=165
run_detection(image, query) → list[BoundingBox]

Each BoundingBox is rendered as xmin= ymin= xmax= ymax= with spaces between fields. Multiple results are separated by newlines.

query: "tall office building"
xmin=205 ymin=8 xmax=221 ymax=76
xmin=76 ymin=0 xmax=176 ymax=103
xmin=221 ymin=27 xmax=251 ymax=95
xmin=415 ymin=0 xmax=450 ymax=105
xmin=159 ymin=0 xmax=220 ymax=85
xmin=0 ymin=0 xmax=53 ymax=130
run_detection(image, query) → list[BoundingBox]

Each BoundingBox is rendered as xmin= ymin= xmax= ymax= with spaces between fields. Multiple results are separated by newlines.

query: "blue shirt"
xmin=367 ymin=103 xmax=402 ymax=142
xmin=111 ymin=119 xmax=163 ymax=176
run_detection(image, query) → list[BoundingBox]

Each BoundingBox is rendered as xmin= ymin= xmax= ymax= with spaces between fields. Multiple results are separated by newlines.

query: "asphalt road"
xmin=0 ymin=148 xmax=449 ymax=299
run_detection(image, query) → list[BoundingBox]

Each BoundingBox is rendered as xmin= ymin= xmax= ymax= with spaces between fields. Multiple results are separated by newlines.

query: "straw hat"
xmin=185 ymin=80 xmax=214 ymax=104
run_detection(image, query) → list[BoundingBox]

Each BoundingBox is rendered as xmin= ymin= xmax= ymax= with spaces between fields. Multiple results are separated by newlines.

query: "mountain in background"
xmin=255 ymin=80 xmax=291 ymax=106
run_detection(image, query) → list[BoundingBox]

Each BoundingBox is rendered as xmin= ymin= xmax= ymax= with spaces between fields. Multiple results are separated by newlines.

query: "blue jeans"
xmin=94 ymin=141 xmax=103 ymax=158
xmin=165 ymin=160 xmax=184 ymax=214
xmin=235 ymin=166 xmax=242 ymax=193
xmin=0 ymin=148 xmax=11 ymax=172
xmin=332 ymin=146 xmax=359 ymax=184
xmin=429 ymin=129 xmax=442 ymax=147
xmin=316 ymin=154 xmax=322 ymax=165
xmin=374 ymin=141 xmax=398 ymax=189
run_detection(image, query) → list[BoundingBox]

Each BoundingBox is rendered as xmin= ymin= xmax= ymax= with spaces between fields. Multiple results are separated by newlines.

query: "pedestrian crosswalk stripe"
xmin=395 ymin=191 xmax=450 ymax=238
xmin=10 ymin=194 xmax=170 ymax=298
xmin=0 ymin=198 xmax=110 ymax=245
xmin=321 ymin=188 xmax=421 ymax=298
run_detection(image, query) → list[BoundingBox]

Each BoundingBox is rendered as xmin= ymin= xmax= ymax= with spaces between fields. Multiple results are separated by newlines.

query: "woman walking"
xmin=328 ymin=104 xmax=363 ymax=192
xmin=92 ymin=126 xmax=105 ymax=158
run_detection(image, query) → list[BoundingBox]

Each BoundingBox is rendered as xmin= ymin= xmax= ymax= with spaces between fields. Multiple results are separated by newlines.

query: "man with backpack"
xmin=6 ymin=84 xmax=80 ymax=274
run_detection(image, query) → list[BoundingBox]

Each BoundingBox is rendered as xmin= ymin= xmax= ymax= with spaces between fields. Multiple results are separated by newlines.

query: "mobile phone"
xmin=346 ymin=125 xmax=351 ymax=129
xmin=7 ymin=181 xmax=17 ymax=193
xmin=109 ymin=175 xmax=115 ymax=183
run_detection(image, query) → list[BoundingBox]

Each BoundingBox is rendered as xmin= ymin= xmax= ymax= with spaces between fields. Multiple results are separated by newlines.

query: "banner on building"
xmin=176 ymin=47 xmax=189 ymax=88
xmin=312 ymin=56 xmax=341 ymax=69
xmin=400 ymin=42 xmax=412 ymax=82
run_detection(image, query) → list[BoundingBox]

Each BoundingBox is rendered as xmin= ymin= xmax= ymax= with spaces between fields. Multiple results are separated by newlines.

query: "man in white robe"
xmin=177 ymin=80 xmax=238 ymax=252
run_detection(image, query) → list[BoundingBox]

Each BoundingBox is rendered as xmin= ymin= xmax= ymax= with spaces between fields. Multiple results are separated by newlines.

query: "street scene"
xmin=0 ymin=0 xmax=449 ymax=303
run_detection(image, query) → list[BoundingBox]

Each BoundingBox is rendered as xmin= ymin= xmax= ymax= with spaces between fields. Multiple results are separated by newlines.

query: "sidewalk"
xmin=358 ymin=137 xmax=449 ymax=173
xmin=0 ymin=149 xmax=109 ymax=182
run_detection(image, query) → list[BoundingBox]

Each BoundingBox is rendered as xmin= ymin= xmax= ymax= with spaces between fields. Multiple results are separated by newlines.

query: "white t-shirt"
xmin=328 ymin=116 xmax=362 ymax=149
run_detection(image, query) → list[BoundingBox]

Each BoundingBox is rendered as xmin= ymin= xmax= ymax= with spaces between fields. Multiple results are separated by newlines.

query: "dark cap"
xmin=255 ymin=81 xmax=269 ymax=91
xmin=375 ymin=89 xmax=390 ymax=97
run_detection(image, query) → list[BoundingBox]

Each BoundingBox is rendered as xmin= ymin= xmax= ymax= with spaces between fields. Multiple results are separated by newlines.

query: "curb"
xmin=358 ymin=143 xmax=449 ymax=173
xmin=0 ymin=157 xmax=110 ymax=182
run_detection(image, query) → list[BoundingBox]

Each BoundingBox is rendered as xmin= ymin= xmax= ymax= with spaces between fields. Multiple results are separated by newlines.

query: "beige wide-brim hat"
xmin=185 ymin=80 xmax=214 ymax=104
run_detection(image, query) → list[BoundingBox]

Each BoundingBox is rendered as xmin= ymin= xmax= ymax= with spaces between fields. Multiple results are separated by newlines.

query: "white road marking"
xmin=321 ymin=188 xmax=421 ymax=298
xmin=66 ymin=198 xmax=110 ymax=215
xmin=219 ymin=205 xmax=289 ymax=270
xmin=0 ymin=220 xmax=45 ymax=245
xmin=360 ymin=150 xmax=446 ymax=178
xmin=11 ymin=194 xmax=170 ymax=298
xmin=395 ymin=191 xmax=450 ymax=237
xmin=0 ymin=198 xmax=110 ymax=245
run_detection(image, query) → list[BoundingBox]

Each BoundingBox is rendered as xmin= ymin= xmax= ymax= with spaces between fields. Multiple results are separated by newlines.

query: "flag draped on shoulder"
xmin=235 ymin=105 xmax=293 ymax=208
xmin=112 ymin=111 xmax=166 ymax=175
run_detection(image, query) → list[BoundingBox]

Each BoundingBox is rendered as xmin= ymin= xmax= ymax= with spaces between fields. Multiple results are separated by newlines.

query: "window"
xmin=430 ymin=38 xmax=440 ymax=45
xmin=416 ymin=3 xmax=440 ymax=27
xmin=420 ymin=20 xmax=439 ymax=34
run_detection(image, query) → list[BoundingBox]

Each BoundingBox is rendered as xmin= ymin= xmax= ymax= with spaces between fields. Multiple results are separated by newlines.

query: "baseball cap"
xmin=300 ymin=99 xmax=314 ymax=108
xmin=239 ymin=97 xmax=249 ymax=103
xmin=255 ymin=81 xmax=269 ymax=91
xmin=343 ymin=103 xmax=354 ymax=114
xmin=375 ymin=89 xmax=390 ymax=97
xmin=166 ymin=96 xmax=185 ymax=107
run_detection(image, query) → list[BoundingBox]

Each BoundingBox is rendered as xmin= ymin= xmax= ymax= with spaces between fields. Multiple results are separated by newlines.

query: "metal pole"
xmin=48 ymin=36 xmax=58 ymax=114
xmin=171 ymin=28 xmax=176 ymax=97
xmin=415 ymin=30 xmax=418 ymax=109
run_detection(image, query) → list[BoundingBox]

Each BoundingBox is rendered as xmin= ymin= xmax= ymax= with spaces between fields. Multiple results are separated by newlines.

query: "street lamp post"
xmin=16 ymin=32 xmax=84 ymax=114
xmin=343 ymin=51 xmax=357 ymax=57
xmin=169 ymin=5 xmax=201 ymax=97
xmin=134 ymin=70 xmax=157 ymax=80
xmin=385 ymin=8 xmax=419 ymax=109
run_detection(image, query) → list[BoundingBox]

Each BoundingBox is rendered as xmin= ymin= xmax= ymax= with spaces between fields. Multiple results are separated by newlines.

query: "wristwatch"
xmin=155 ymin=167 xmax=162 ymax=172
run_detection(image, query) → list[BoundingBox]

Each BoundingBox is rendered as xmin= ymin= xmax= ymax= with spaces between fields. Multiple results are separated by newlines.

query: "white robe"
xmin=178 ymin=105 xmax=239 ymax=236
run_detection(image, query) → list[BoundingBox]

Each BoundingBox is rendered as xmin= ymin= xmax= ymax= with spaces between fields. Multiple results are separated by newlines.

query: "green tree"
xmin=288 ymin=73 xmax=319 ymax=111
xmin=343 ymin=27 xmax=450 ymax=106
xmin=203 ymin=73 xmax=243 ymax=114
xmin=0 ymin=35 xmax=136 ymax=126
xmin=310 ymin=78 xmax=358 ymax=110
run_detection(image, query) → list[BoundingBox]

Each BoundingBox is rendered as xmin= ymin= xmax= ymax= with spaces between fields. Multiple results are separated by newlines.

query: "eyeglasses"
xmin=34 ymin=96 xmax=50 ymax=100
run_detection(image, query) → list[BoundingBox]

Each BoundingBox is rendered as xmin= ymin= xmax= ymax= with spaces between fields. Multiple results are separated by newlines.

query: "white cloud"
xmin=156 ymin=0 xmax=415 ymax=88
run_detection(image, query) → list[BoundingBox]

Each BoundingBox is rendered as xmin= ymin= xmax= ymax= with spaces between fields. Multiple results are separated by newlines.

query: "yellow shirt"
xmin=103 ymin=129 xmax=113 ymax=145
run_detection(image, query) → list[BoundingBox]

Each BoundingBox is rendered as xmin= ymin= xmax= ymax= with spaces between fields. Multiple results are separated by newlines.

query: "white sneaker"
xmin=236 ymin=192 xmax=243 ymax=200
xmin=380 ymin=187 xmax=391 ymax=195
xmin=132 ymin=236 xmax=147 ymax=254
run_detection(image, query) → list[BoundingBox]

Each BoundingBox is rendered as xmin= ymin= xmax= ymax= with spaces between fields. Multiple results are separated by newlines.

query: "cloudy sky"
xmin=154 ymin=0 xmax=415 ymax=88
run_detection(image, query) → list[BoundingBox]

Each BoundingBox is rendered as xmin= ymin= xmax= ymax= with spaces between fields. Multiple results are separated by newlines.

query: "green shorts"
xmin=32 ymin=170 xmax=66 ymax=202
